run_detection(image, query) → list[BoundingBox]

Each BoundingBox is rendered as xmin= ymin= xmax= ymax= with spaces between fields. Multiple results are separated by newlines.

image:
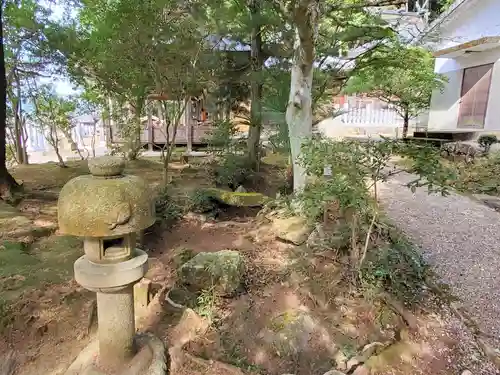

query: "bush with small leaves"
xmin=212 ymin=154 xmax=254 ymax=190
xmin=293 ymin=136 xmax=454 ymax=286
xmin=205 ymin=119 xmax=240 ymax=154
xmin=155 ymin=187 xmax=182 ymax=225
xmin=477 ymin=134 xmax=498 ymax=154
xmin=188 ymin=188 xmax=218 ymax=213
xmin=361 ymin=225 xmax=427 ymax=304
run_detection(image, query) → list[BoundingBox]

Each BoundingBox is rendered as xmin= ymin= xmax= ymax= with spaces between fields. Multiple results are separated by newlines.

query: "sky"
xmin=41 ymin=0 xmax=80 ymax=96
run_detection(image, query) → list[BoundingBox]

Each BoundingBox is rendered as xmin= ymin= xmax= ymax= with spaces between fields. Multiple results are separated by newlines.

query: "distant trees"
xmin=345 ymin=45 xmax=445 ymax=138
xmin=32 ymin=87 xmax=78 ymax=166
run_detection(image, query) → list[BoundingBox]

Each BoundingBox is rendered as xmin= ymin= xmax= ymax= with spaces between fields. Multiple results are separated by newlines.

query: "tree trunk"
xmin=91 ymin=120 xmax=97 ymax=157
xmin=161 ymin=98 xmax=186 ymax=187
xmin=0 ymin=7 xmax=20 ymax=199
xmin=20 ymin=116 xmax=28 ymax=164
xmin=14 ymin=113 xmax=23 ymax=163
xmin=402 ymin=106 xmax=409 ymax=139
xmin=61 ymin=128 xmax=84 ymax=160
xmin=247 ymin=0 xmax=263 ymax=169
xmin=48 ymin=126 xmax=66 ymax=167
xmin=55 ymin=146 xmax=66 ymax=167
xmin=286 ymin=2 xmax=319 ymax=192
xmin=15 ymin=72 xmax=27 ymax=164
xmin=186 ymin=98 xmax=193 ymax=154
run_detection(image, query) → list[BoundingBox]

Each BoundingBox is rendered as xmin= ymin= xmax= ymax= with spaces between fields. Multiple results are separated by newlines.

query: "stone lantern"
xmin=58 ymin=156 xmax=165 ymax=375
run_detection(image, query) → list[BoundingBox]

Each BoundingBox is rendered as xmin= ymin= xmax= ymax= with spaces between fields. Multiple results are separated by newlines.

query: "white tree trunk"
xmin=285 ymin=1 xmax=318 ymax=192
xmin=286 ymin=42 xmax=313 ymax=191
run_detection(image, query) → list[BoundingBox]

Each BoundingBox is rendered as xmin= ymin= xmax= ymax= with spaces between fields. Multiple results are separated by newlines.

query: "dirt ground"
xmin=0 ymin=155 xmax=498 ymax=375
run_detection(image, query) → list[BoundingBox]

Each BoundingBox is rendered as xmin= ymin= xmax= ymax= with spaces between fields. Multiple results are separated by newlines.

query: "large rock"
xmin=272 ymin=215 xmax=312 ymax=245
xmin=204 ymin=188 xmax=269 ymax=207
xmin=178 ymin=250 xmax=244 ymax=295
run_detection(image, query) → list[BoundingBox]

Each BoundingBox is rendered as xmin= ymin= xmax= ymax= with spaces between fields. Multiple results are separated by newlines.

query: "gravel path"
xmin=379 ymin=172 xmax=500 ymax=344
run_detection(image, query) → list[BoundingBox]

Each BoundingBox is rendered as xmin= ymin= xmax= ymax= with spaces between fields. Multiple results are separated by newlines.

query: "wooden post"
xmin=147 ymin=100 xmax=153 ymax=151
xmin=186 ymin=97 xmax=193 ymax=154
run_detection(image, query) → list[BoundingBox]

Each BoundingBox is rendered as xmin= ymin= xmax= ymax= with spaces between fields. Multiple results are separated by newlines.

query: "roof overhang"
xmin=433 ymin=36 xmax=500 ymax=58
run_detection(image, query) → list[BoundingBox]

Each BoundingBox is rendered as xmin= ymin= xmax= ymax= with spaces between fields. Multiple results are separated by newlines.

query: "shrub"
xmin=205 ymin=119 xmax=239 ymax=154
xmin=155 ymin=187 xmax=182 ymax=225
xmin=477 ymin=134 xmax=498 ymax=154
xmin=212 ymin=154 xmax=254 ymax=190
xmin=188 ymin=188 xmax=218 ymax=213
xmin=361 ymin=227 xmax=427 ymax=304
xmin=293 ymin=136 xmax=453 ymax=282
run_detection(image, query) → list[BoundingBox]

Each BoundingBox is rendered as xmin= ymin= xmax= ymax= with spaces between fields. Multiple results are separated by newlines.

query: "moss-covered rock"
xmin=271 ymin=215 xmax=313 ymax=245
xmin=204 ymin=188 xmax=269 ymax=207
xmin=178 ymin=250 xmax=244 ymax=295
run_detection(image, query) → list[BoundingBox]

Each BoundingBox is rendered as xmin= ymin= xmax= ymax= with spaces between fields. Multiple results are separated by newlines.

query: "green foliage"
xmin=398 ymin=141 xmax=457 ymax=195
xmin=452 ymin=152 xmax=500 ymax=195
xmin=477 ymin=134 xmax=498 ymax=154
xmin=206 ymin=119 xmax=240 ymax=154
xmin=294 ymin=136 xmax=454 ymax=279
xmin=194 ymin=287 xmax=218 ymax=321
xmin=188 ymin=188 xmax=218 ymax=213
xmin=346 ymin=45 xmax=446 ymax=123
xmin=31 ymin=86 xmax=76 ymax=133
xmin=155 ymin=188 xmax=182 ymax=225
xmin=361 ymin=227 xmax=427 ymax=304
xmin=212 ymin=154 xmax=254 ymax=190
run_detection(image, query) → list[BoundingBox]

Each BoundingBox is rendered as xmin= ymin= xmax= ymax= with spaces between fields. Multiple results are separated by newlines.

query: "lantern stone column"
xmin=58 ymin=156 xmax=156 ymax=374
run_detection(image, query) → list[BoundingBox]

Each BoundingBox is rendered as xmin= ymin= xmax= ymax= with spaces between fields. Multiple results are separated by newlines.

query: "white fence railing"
xmin=339 ymin=107 xmax=418 ymax=127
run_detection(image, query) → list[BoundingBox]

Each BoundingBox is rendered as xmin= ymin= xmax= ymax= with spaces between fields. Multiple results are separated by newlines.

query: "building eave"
xmin=433 ymin=36 xmax=500 ymax=57
xmin=417 ymin=0 xmax=470 ymax=43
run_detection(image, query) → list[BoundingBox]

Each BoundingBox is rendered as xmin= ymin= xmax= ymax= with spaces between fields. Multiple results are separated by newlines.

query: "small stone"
xmin=235 ymin=185 xmax=247 ymax=193
xmin=461 ymin=371 xmax=473 ymax=375
xmin=178 ymin=250 xmax=244 ymax=295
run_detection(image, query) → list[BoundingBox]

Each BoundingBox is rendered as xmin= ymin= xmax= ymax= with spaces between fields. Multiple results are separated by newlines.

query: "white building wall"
xmin=428 ymin=69 xmax=463 ymax=130
xmin=428 ymin=46 xmax=500 ymax=132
